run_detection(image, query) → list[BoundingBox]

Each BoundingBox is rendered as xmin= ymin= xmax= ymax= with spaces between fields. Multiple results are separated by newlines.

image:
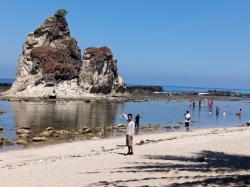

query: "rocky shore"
xmin=1 ymin=117 xmax=250 ymax=149
xmin=2 ymin=84 xmax=250 ymax=102
xmin=0 ymin=83 xmax=11 ymax=93
xmin=0 ymin=122 xmax=180 ymax=148
xmin=126 ymin=85 xmax=163 ymax=94
xmin=126 ymin=89 xmax=250 ymax=102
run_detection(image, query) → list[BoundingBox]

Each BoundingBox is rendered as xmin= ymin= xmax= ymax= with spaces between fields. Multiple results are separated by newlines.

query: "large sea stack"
xmin=5 ymin=9 xmax=125 ymax=99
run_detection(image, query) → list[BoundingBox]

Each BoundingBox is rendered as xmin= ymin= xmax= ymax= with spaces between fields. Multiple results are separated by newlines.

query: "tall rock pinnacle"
xmin=6 ymin=9 xmax=125 ymax=99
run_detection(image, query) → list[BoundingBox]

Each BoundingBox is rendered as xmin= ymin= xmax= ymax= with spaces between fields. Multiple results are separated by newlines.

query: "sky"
xmin=0 ymin=0 xmax=250 ymax=89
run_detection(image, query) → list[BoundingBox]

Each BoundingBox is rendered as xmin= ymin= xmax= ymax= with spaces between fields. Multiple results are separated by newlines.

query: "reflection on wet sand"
xmin=11 ymin=101 xmax=125 ymax=135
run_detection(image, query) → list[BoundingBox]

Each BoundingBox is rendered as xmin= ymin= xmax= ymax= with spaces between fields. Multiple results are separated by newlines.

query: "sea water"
xmin=118 ymin=100 xmax=250 ymax=128
xmin=0 ymin=99 xmax=250 ymax=150
xmin=0 ymin=78 xmax=13 ymax=84
xmin=162 ymin=85 xmax=250 ymax=94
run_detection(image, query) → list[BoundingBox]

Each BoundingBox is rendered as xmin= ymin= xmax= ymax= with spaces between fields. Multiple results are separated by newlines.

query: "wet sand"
xmin=1 ymin=126 xmax=250 ymax=187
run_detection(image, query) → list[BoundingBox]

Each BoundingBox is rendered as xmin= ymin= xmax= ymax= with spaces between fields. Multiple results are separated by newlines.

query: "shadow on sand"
xmin=89 ymin=150 xmax=250 ymax=187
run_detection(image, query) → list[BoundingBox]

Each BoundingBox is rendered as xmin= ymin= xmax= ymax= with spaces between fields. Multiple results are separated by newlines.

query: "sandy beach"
xmin=0 ymin=126 xmax=250 ymax=187
xmin=1 ymin=1 xmax=250 ymax=187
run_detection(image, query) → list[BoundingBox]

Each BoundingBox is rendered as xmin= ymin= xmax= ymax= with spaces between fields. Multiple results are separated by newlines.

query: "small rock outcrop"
xmin=79 ymin=47 xmax=125 ymax=94
xmin=0 ymin=83 xmax=11 ymax=93
xmin=5 ymin=9 xmax=125 ymax=99
xmin=126 ymin=86 xmax=163 ymax=94
xmin=0 ymin=109 xmax=5 ymax=115
xmin=0 ymin=137 xmax=14 ymax=146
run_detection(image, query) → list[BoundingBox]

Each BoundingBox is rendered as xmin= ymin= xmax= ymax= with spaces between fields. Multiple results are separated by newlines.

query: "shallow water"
xmin=0 ymin=99 xmax=250 ymax=151
xmin=162 ymin=85 xmax=250 ymax=94
xmin=119 ymin=100 xmax=250 ymax=128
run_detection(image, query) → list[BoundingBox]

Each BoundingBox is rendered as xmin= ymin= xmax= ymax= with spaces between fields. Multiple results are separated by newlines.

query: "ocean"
xmin=0 ymin=78 xmax=14 ymax=84
xmin=162 ymin=85 xmax=250 ymax=94
xmin=1 ymin=78 xmax=250 ymax=94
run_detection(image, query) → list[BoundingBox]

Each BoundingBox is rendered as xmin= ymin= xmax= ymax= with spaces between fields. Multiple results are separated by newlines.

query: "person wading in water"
xmin=135 ymin=114 xmax=141 ymax=128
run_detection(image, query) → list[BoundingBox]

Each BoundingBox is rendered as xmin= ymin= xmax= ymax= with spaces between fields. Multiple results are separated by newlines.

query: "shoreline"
xmin=0 ymin=125 xmax=247 ymax=153
xmin=1 ymin=93 xmax=250 ymax=103
xmin=1 ymin=126 xmax=250 ymax=186
xmin=0 ymin=122 xmax=248 ymax=152
xmin=1 ymin=84 xmax=250 ymax=102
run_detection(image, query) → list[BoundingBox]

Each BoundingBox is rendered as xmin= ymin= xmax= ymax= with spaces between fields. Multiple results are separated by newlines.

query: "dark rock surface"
xmin=0 ymin=83 xmax=11 ymax=93
xmin=207 ymin=90 xmax=238 ymax=97
xmin=126 ymin=86 xmax=163 ymax=94
xmin=30 ymin=45 xmax=81 ymax=82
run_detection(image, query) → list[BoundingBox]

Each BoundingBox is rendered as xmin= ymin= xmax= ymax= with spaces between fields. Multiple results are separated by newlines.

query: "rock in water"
xmin=0 ymin=109 xmax=5 ymax=115
xmin=8 ymin=9 xmax=81 ymax=98
xmin=0 ymin=137 xmax=15 ymax=146
xmin=5 ymin=9 xmax=125 ymax=99
xmin=79 ymin=47 xmax=125 ymax=94
xmin=247 ymin=121 xmax=250 ymax=126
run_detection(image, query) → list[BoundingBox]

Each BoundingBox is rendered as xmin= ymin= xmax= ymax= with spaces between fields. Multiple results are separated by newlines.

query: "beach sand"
xmin=1 ymin=127 xmax=250 ymax=187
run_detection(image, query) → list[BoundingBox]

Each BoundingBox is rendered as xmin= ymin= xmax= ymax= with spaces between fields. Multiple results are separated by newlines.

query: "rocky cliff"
xmin=5 ymin=9 xmax=125 ymax=99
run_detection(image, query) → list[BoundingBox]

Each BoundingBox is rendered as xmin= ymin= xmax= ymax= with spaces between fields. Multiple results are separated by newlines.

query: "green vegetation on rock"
xmin=67 ymin=38 xmax=76 ymax=57
xmin=34 ymin=27 xmax=43 ymax=36
xmin=55 ymin=9 xmax=68 ymax=17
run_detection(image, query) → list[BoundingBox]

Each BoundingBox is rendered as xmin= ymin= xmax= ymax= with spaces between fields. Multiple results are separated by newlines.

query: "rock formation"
xmin=80 ymin=47 xmax=125 ymax=94
xmin=126 ymin=86 xmax=163 ymax=94
xmin=5 ymin=9 xmax=125 ymax=99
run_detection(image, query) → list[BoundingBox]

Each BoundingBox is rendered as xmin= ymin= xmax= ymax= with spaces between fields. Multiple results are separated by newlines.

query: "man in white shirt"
xmin=122 ymin=113 xmax=135 ymax=155
xmin=184 ymin=111 xmax=191 ymax=132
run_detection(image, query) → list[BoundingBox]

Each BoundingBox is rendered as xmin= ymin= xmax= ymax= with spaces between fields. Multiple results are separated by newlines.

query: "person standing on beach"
xmin=122 ymin=113 xmax=135 ymax=155
xmin=184 ymin=111 xmax=191 ymax=131
xmin=135 ymin=114 xmax=141 ymax=128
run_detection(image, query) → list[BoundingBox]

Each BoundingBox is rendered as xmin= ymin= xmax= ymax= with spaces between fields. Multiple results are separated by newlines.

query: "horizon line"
xmin=0 ymin=78 xmax=249 ymax=91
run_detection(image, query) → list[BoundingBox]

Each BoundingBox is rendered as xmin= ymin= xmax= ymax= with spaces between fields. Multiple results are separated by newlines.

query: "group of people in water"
xmin=121 ymin=109 xmax=194 ymax=155
xmin=121 ymin=98 xmax=243 ymax=155
xmin=191 ymin=99 xmax=242 ymax=117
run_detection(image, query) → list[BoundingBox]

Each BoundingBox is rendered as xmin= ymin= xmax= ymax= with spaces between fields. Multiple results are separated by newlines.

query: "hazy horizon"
xmin=1 ymin=77 xmax=250 ymax=91
xmin=1 ymin=0 xmax=250 ymax=89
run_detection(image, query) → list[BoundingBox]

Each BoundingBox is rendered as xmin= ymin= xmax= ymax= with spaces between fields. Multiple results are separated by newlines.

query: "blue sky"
xmin=0 ymin=0 xmax=250 ymax=89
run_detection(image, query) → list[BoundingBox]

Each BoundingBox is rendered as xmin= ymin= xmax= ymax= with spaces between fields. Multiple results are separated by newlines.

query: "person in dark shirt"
xmin=216 ymin=106 xmax=220 ymax=116
xmin=236 ymin=109 xmax=242 ymax=116
xmin=135 ymin=114 xmax=141 ymax=128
